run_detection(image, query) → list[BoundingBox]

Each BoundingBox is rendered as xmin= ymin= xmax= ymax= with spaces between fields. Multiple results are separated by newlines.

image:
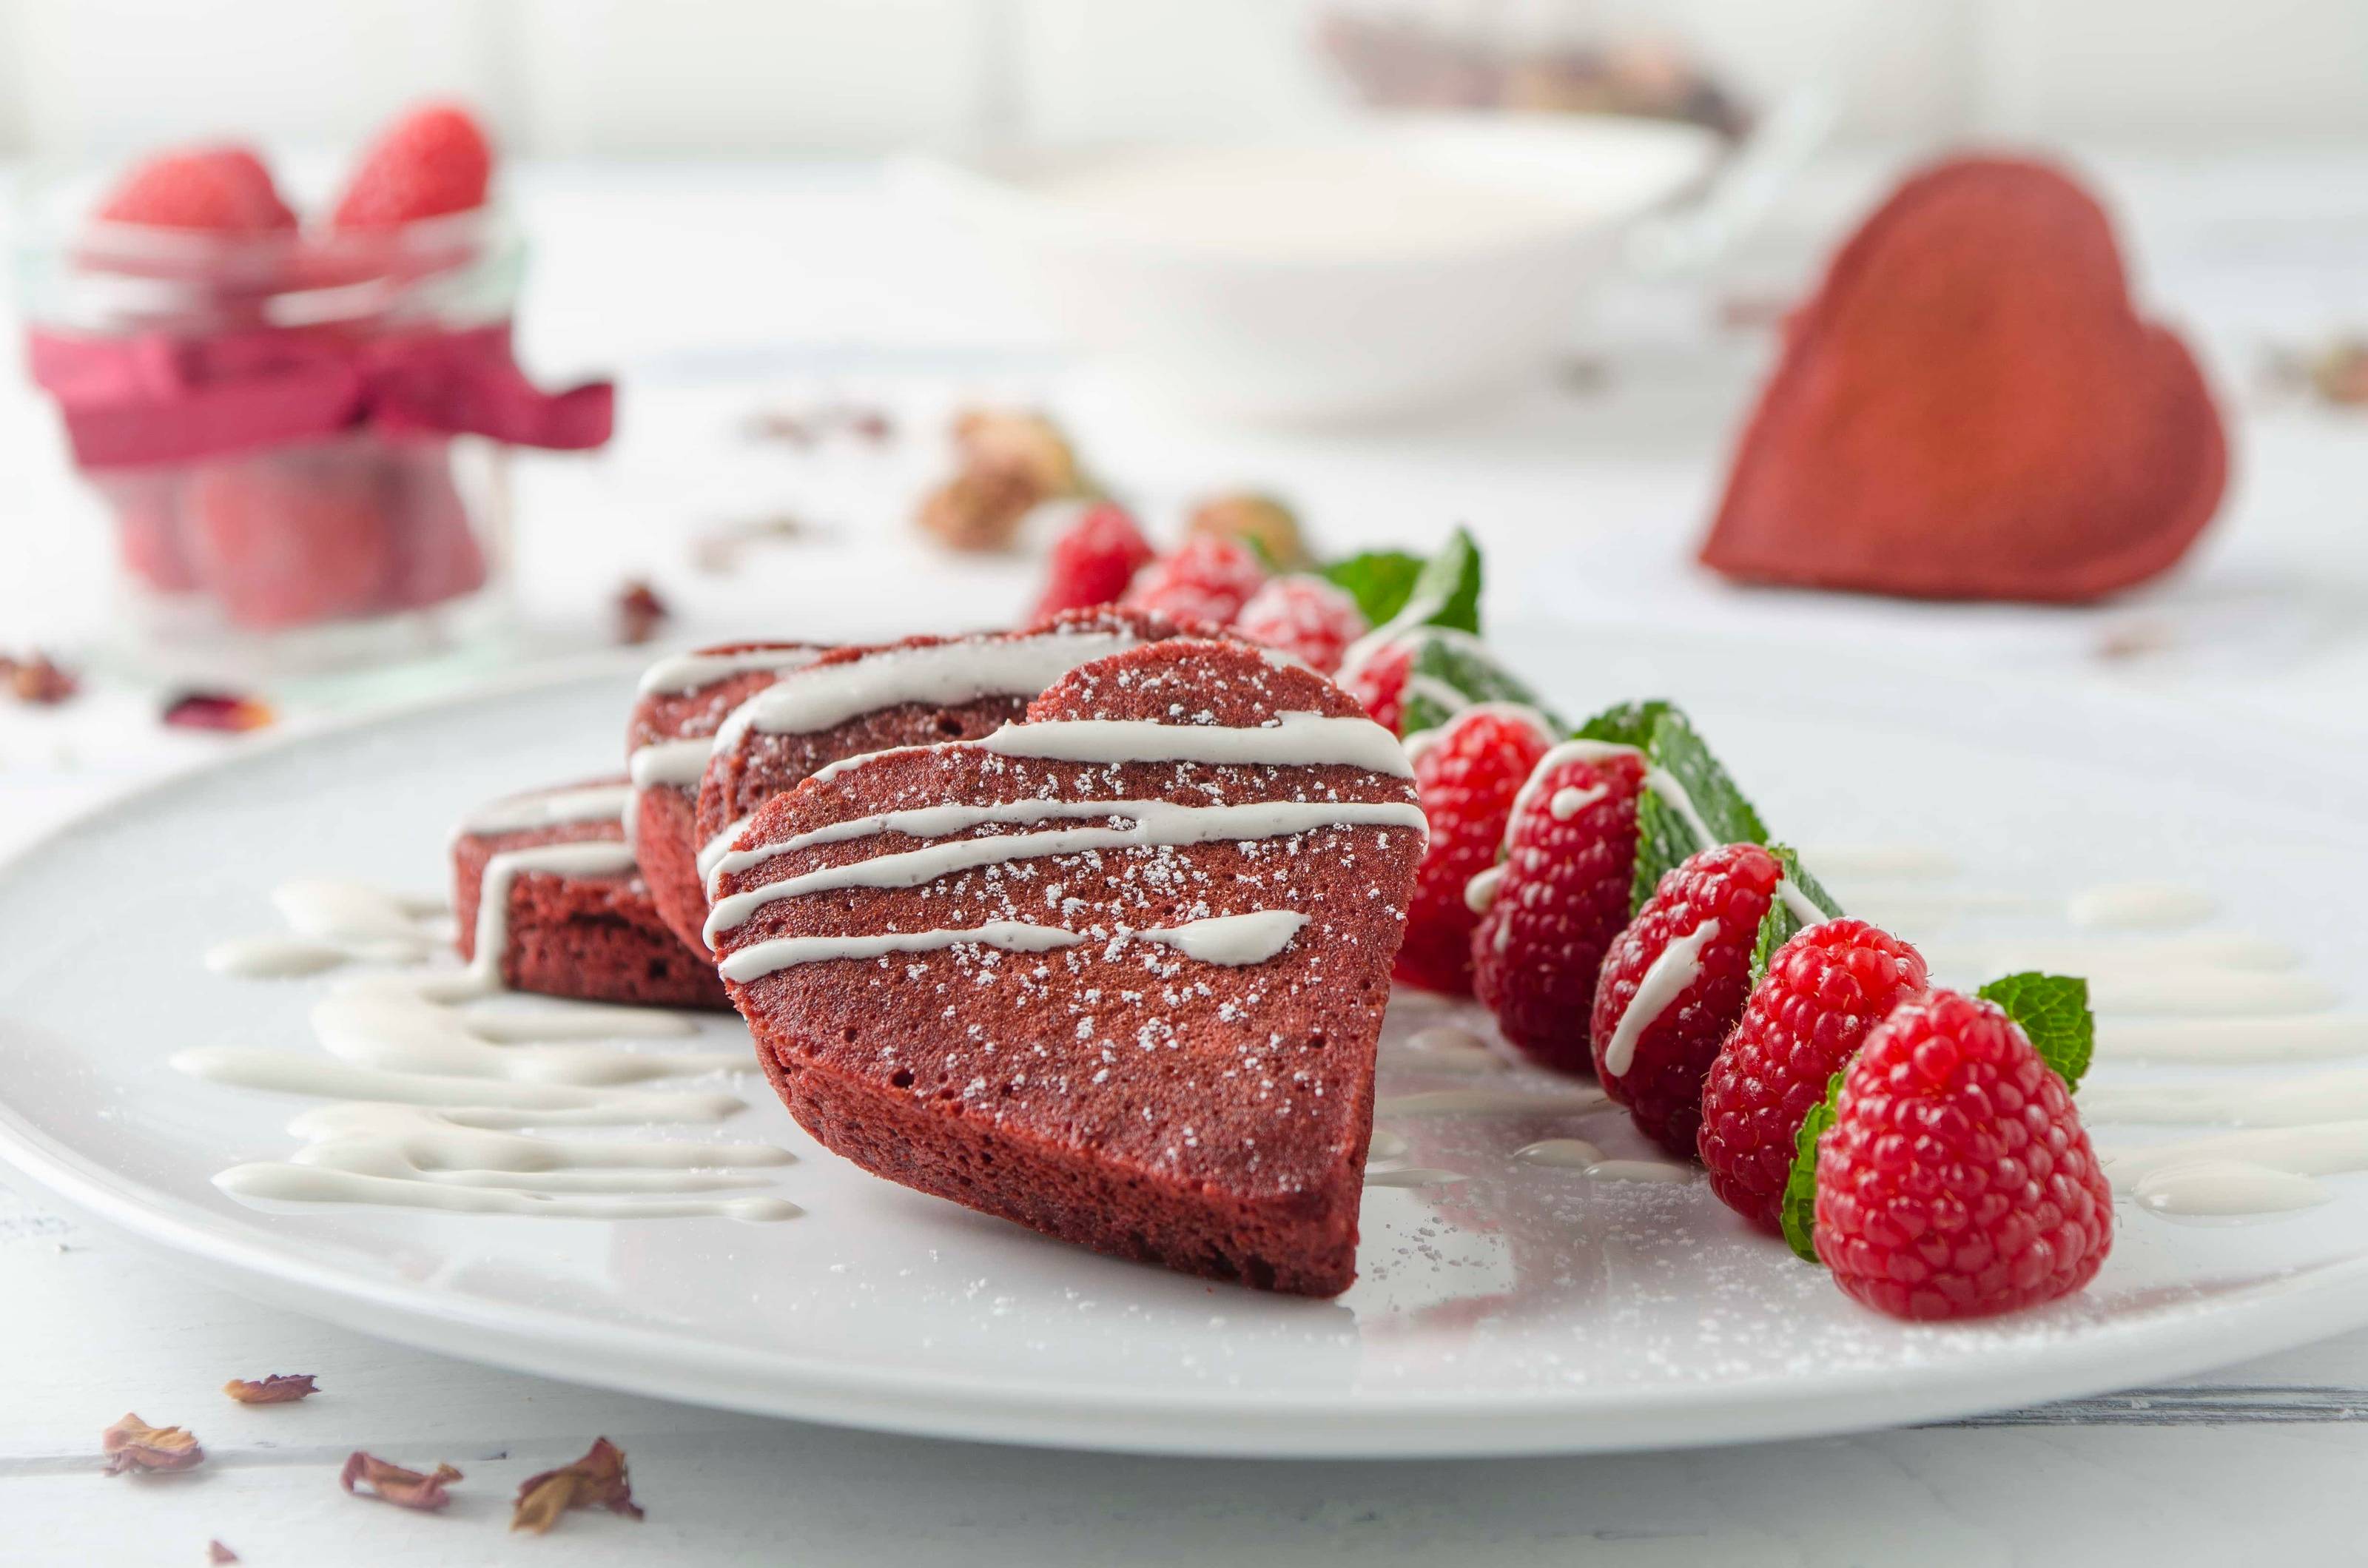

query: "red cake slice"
xmin=453 ymin=778 xmax=730 ymax=1011
xmin=688 ymin=608 xmax=1197 ymax=940
xmin=706 ymin=639 xmax=1425 ymax=1296
xmin=627 ymin=642 xmax=833 ymax=957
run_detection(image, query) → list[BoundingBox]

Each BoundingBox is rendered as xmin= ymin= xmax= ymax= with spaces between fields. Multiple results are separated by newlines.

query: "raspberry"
xmin=1698 ymin=918 xmax=1929 ymax=1232
xmin=1231 ymin=575 xmax=1368 ymax=675
xmin=380 ymin=441 xmax=488 ymax=610
xmin=1337 ymin=637 xmax=1411 ymax=733
xmin=187 ymin=445 xmax=397 ymax=630
xmin=332 ymin=103 xmax=494 ymax=229
xmin=1590 ymin=841 xmax=1780 ymax=1158
xmin=99 ymin=472 xmax=198 ymax=594
xmin=1396 ymin=705 xmax=1553 ymax=995
xmin=1123 ymin=534 xmax=1267 ymax=627
xmin=1815 ymin=989 xmax=2113 ymax=1320
xmin=96 ymin=146 xmax=294 ymax=232
xmin=1470 ymin=742 xmax=1647 ymax=1074
xmin=1033 ymin=502 xmax=1154 ymax=619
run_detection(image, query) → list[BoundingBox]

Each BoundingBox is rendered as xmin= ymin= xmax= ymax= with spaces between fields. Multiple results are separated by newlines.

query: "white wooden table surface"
xmin=4 ymin=148 xmax=2367 ymax=1565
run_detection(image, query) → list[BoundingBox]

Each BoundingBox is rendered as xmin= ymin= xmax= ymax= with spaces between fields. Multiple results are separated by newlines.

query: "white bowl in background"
xmin=902 ymin=114 xmax=1724 ymax=425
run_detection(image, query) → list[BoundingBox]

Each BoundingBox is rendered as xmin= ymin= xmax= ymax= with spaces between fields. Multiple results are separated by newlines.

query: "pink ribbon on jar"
xmin=25 ymin=321 xmax=613 ymax=470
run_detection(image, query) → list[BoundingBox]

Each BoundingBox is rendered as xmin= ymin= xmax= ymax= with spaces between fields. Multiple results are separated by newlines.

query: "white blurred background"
xmin=4 ymin=0 xmax=2368 ymax=157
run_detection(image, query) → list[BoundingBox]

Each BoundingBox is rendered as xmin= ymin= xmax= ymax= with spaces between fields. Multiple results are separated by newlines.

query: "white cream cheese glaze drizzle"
xmin=207 ymin=880 xmax=451 ymax=978
xmin=1364 ymin=1166 xmax=1469 ymax=1188
xmin=628 ymin=736 xmax=717 ymax=790
xmin=720 ymin=921 xmax=1086 ymax=982
xmin=1513 ymin=1138 xmax=1604 ymax=1168
xmin=625 ymin=647 xmax=829 ymax=790
xmin=720 ymin=910 xmax=1314 ymax=983
xmin=711 ymin=630 xmax=1145 ymax=753
xmin=706 ymin=797 xmax=1424 ymax=941
xmin=205 ymin=937 xmax=357 ymax=980
xmin=636 ymin=645 xmax=826 ymax=697
xmin=703 ymin=707 xmax=1420 ymax=945
xmin=977 ymin=711 xmax=1415 ymax=778
xmin=2123 ymin=1160 xmax=2330 ymax=1217
xmin=185 ymin=787 xmax=801 ymax=1221
xmin=212 ymin=1103 xmax=801 ymax=1222
xmin=455 ymin=782 xmax=634 ymax=838
xmin=1378 ymin=1086 xmax=1609 ymax=1117
xmin=2104 ymin=1124 xmax=2368 ymax=1217
xmin=1137 ymin=910 xmax=1309 ymax=966
xmin=1599 ymin=918 xmax=1720 ymax=1078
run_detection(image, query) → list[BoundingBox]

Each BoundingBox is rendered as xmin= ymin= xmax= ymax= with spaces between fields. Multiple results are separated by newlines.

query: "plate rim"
xmin=4 ymin=647 xmax=2367 ymax=1458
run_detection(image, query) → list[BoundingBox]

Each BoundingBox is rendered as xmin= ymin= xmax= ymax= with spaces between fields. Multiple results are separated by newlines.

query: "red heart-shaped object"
xmin=708 ymin=639 xmax=1424 ymax=1296
xmin=1701 ymin=156 xmax=2228 ymax=603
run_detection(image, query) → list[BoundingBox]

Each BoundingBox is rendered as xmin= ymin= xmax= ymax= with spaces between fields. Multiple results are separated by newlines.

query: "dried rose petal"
xmin=162 ymin=691 xmax=274 ymax=733
xmin=746 ymin=408 xmax=818 ymax=445
xmin=1718 ymin=292 xmax=1796 ymax=333
xmin=102 ymin=1413 xmax=204 ymax=1474
xmin=692 ymin=514 xmax=816 ymax=575
xmin=208 ymin=1541 xmax=239 ymax=1564
xmin=952 ymin=407 xmax=1079 ymax=497
xmin=341 ymin=1450 xmax=462 ymax=1511
xmin=1184 ymin=492 xmax=1309 ymax=570
xmin=223 ymin=1373 xmax=317 ymax=1405
xmin=2 ymin=651 xmax=80 ymax=705
xmin=2310 ymin=340 xmax=2368 ymax=406
xmin=615 ymin=580 xmax=668 ymax=645
xmin=845 ymin=408 xmax=895 ymax=443
xmin=511 ymin=1437 xmax=643 ymax=1534
xmin=916 ymin=465 xmax=1038 ymax=553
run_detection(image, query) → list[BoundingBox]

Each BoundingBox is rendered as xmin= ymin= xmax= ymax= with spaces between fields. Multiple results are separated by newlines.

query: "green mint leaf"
xmin=1397 ymin=632 xmax=1564 ymax=736
xmin=1573 ymin=699 xmax=1672 ymax=751
xmin=1978 ymin=972 xmax=2095 ymax=1091
xmin=1751 ymin=845 xmax=1843 ymax=983
xmin=1321 ymin=551 xmax=1424 ymax=625
xmin=1780 ymin=1069 xmax=1846 ymax=1264
xmin=1390 ymin=526 xmax=1483 ymax=638
xmin=1629 ymin=707 xmax=1769 ymax=912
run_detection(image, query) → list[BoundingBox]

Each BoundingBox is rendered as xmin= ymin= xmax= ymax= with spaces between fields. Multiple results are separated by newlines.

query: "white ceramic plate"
xmin=4 ymin=626 xmax=2366 ymax=1458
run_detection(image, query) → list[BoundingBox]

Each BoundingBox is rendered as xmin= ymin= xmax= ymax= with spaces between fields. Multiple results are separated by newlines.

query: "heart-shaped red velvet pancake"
xmin=1700 ymin=156 xmax=2227 ymax=602
xmin=707 ymin=639 xmax=1424 ymax=1296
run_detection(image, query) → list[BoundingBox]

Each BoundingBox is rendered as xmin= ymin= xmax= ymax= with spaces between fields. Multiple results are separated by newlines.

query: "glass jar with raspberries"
xmin=16 ymin=105 xmax=613 ymax=679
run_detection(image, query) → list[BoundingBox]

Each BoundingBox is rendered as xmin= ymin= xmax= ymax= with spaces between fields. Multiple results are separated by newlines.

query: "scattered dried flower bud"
xmin=341 ymin=1451 xmax=462 ymax=1511
xmin=2308 ymin=340 xmax=2368 ymax=406
xmin=1718 ymin=292 xmax=1795 ymax=333
xmin=208 ymin=1541 xmax=239 ymax=1564
xmin=1555 ymin=355 xmax=1612 ymax=395
xmin=1185 ymin=493 xmax=1310 ymax=570
xmin=917 ymin=465 xmax=1040 ymax=553
xmin=745 ymin=409 xmax=819 ymax=445
xmin=162 ymin=691 xmax=273 ymax=733
xmin=749 ymin=402 xmax=896 ymax=445
xmin=511 ymin=1437 xmax=643 ymax=1534
xmin=223 ymin=1373 xmax=317 ymax=1405
xmin=615 ymin=580 xmax=669 ymax=645
xmin=1 ymin=650 xmax=80 ymax=705
xmin=692 ymin=514 xmax=818 ymax=575
xmin=952 ymin=408 xmax=1081 ymax=499
xmin=102 ymin=1413 xmax=204 ymax=1475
